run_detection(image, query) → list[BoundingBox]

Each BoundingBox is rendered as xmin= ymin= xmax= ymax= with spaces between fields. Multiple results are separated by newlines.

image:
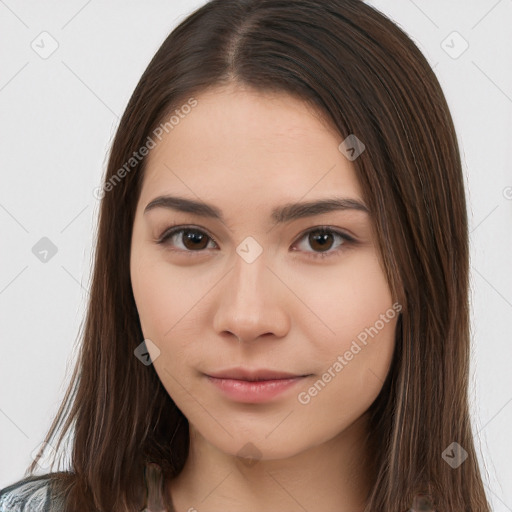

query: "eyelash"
xmin=155 ymin=224 xmax=356 ymax=260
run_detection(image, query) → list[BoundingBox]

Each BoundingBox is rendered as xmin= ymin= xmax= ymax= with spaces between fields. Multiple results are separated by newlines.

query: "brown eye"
xmin=157 ymin=225 xmax=354 ymax=260
xmin=180 ymin=229 xmax=210 ymax=250
xmin=293 ymin=227 xmax=354 ymax=259
xmin=308 ymin=229 xmax=336 ymax=252
xmin=158 ymin=227 xmax=217 ymax=252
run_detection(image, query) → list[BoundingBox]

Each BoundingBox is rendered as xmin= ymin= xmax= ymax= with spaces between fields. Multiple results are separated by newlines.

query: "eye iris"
xmin=183 ymin=229 xmax=209 ymax=250
xmin=309 ymin=230 xmax=334 ymax=252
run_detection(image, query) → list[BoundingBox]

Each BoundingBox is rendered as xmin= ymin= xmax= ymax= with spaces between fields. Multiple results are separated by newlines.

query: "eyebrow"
xmin=143 ymin=194 xmax=370 ymax=223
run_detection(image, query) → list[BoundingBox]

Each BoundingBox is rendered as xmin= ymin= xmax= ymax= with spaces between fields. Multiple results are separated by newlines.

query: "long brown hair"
xmin=26 ymin=0 xmax=491 ymax=510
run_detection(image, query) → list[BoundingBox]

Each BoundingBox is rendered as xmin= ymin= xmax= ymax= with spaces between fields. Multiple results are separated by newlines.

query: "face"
xmin=130 ymin=84 xmax=398 ymax=460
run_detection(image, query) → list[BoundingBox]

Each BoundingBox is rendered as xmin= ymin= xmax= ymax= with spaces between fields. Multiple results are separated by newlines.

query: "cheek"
xmin=295 ymin=311 xmax=397 ymax=442
xmin=284 ymin=250 xmax=394 ymax=352
xmin=130 ymin=253 xmax=218 ymax=392
xmin=291 ymin=251 xmax=397 ymax=417
xmin=131 ymin=250 xmax=197 ymax=339
xmin=131 ymin=258 xmax=195 ymax=394
xmin=131 ymin=264 xmax=170 ymax=338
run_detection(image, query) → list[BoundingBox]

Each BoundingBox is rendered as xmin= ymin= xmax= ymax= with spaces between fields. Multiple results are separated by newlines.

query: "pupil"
xmin=310 ymin=231 xmax=333 ymax=251
xmin=184 ymin=230 xmax=208 ymax=250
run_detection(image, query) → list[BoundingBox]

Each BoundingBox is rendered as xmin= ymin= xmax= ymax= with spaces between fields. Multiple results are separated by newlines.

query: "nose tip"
xmin=213 ymin=265 xmax=291 ymax=345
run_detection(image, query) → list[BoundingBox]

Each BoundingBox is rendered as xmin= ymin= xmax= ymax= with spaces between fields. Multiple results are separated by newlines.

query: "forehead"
xmin=139 ymin=85 xmax=364 ymax=212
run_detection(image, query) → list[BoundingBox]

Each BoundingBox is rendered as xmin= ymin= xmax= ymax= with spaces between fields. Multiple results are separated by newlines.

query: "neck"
xmin=167 ymin=412 xmax=374 ymax=512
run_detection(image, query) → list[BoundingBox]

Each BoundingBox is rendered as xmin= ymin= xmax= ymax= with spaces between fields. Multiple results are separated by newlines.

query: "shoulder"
xmin=0 ymin=475 xmax=61 ymax=512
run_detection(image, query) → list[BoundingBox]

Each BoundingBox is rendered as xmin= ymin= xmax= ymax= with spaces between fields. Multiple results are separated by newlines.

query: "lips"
xmin=205 ymin=369 xmax=311 ymax=403
xmin=205 ymin=367 xmax=308 ymax=381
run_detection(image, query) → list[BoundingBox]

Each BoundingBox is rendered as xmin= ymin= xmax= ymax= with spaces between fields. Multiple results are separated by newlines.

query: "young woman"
xmin=0 ymin=0 xmax=491 ymax=511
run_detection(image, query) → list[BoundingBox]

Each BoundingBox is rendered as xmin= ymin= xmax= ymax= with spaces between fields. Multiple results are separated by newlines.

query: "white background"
xmin=0 ymin=0 xmax=511 ymax=509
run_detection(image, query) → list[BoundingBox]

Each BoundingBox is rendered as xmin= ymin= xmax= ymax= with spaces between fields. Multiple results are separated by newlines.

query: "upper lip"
xmin=206 ymin=367 xmax=308 ymax=381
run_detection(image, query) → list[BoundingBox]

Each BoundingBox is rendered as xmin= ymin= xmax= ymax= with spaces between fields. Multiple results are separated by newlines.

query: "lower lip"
xmin=206 ymin=375 xmax=307 ymax=403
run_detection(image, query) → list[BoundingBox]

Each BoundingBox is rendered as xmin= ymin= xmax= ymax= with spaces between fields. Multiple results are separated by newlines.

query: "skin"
xmin=130 ymin=83 xmax=398 ymax=512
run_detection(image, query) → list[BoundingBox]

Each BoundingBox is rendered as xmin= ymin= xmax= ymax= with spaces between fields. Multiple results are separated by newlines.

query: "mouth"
xmin=204 ymin=367 xmax=312 ymax=403
xmin=206 ymin=367 xmax=309 ymax=381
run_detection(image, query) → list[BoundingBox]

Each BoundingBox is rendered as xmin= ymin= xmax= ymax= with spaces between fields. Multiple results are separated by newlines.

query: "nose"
xmin=212 ymin=249 xmax=290 ymax=344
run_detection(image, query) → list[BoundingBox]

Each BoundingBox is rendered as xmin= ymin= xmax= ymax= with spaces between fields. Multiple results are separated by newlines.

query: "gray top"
xmin=0 ymin=475 xmax=169 ymax=511
xmin=0 ymin=476 xmax=59 ymax=511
